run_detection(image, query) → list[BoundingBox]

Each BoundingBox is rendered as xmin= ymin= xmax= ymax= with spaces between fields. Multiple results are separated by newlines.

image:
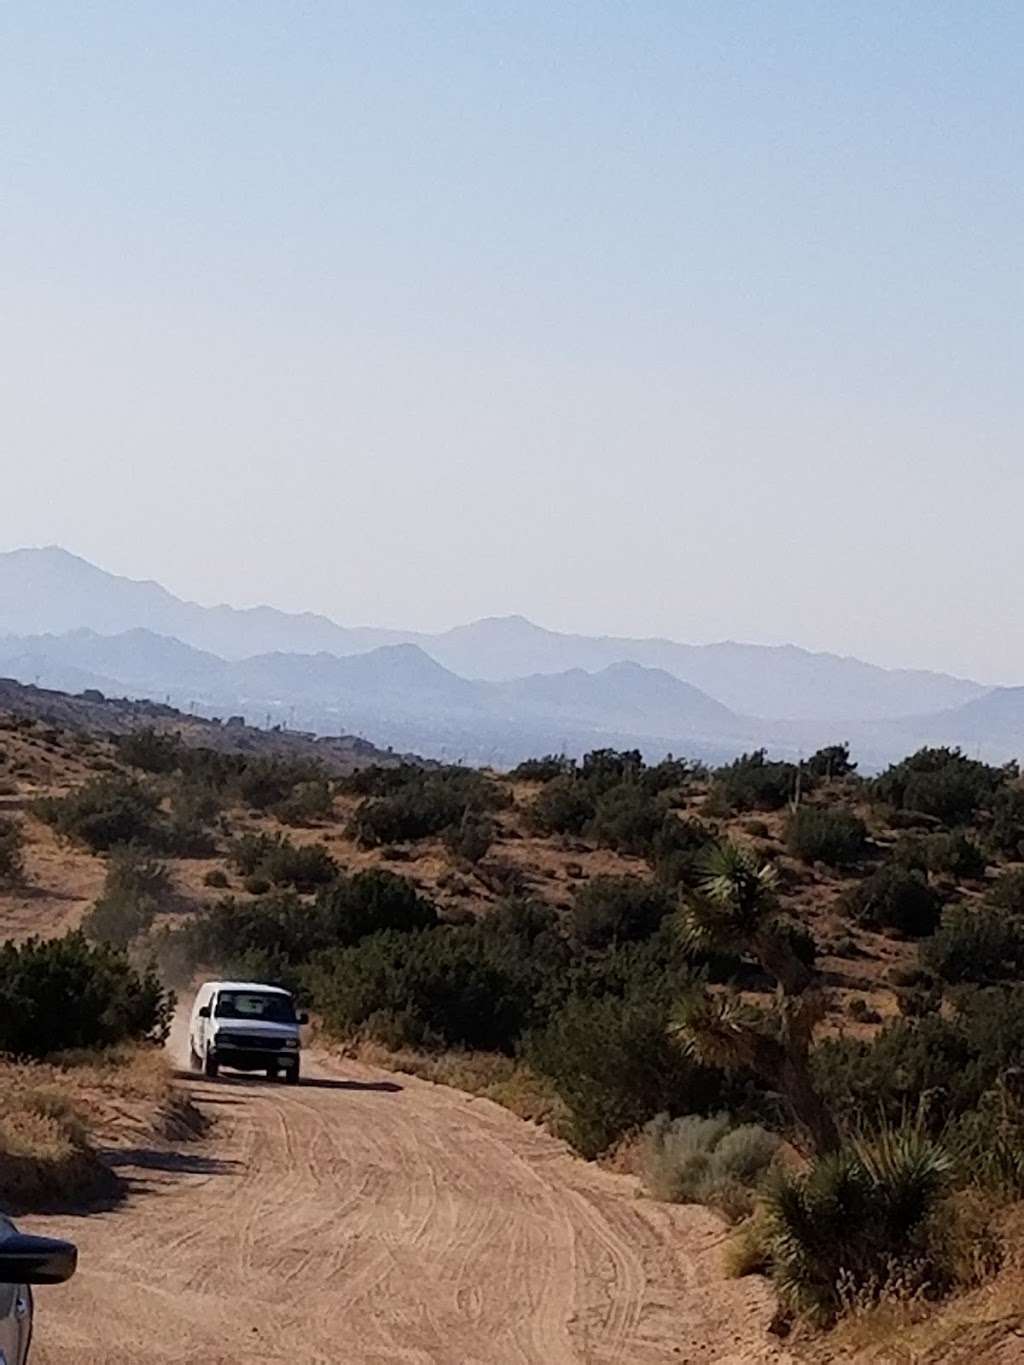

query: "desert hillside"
xmin=5 ymin=681 xmax=1024 ymax=1359
xmin=1 ymin=685 xmax=925 ymax=1034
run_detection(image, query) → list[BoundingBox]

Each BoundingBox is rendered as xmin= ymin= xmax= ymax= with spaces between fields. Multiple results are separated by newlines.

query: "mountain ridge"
xmin=0 ymin=625 xmax=752 ymax=765
xmin=0 ymin=547 xmax=987 ymax=723
xmin=1 ymin=621 xmax=1019 ymax=771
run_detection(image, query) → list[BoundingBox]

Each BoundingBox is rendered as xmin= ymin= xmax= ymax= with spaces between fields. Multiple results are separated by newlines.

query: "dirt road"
xmin=26 ymin=1052 xmax=790 ymax=1365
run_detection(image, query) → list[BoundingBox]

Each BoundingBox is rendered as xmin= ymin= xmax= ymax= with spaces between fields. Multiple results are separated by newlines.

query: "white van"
xmin=189 ymin=981 xmax=307 ymax=1084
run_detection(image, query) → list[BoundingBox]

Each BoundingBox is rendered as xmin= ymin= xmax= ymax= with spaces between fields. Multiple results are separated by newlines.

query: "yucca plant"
xmin=679 ymin=842 xmax=811 ymax=994
xmin=673 ymin=842 xmax=839 ymax=1152
xmin=763 ymin=1124 xmax=953 ymax=1323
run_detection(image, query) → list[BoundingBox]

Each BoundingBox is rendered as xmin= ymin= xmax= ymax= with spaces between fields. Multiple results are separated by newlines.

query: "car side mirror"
xmin=0 ymin=1233 xmax=77 ymax=1285
xmin=298 ymin=1012 xmax=309 ymax=1026
xmin=198 ymin=1005 xmax=211 ymax=1019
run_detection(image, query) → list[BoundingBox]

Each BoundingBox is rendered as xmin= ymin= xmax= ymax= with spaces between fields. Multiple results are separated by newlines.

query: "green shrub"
xmin=341 ymin=763 xmax=423 ymax=797
xmin=778 ymin=918 xmax=819 ymax=971
xmin=896 ymin=832 xmax=987 ymax=881
xmin=0 ymin=933 xmax=172 ymax=1057
xmin=178 ymin=891 xmax=306 ymax=984
xmin=904 ymin=771 xmax=991 ymax=826
xmin=948 ymin=1080 xmax=1024 ymax=1196
xmin=113 ymin=737 xmax=327 ymax=826
xmin=231 ymin=832 xmax=276 ymax=876
xmin=273 ymin=779 xmax=334 ymax=826
xmin=871 ymin=748 xmax=1008 ymax=825
xmin=203 ymin=868 xmax=229 ymax=889
xmin=243 ymin=874 xmax=271 ymax=896
xmin=579 ymin=748 xmax=644 ymax=794
xmin=179 ymin=870 xmax=438 ymax=984
xmin=926 ymin=833 xmax=987 ymax=880
xmin=103 ymin=847 xmax=170 ymax=902
xmin=815 ymin=987 xmax=1024 ymax=1130
xmin=639 ymin=757 xmax=693 ymax=797
xmin=587 ymin=784 xmax=664 ymax=855
xmin=309 ymin=893 xmax=575 ymax=1056
xmin=230 ymin=832 xmax=338 ymax=892
xmin=639 ymin=1112 xmax=780 ymax=1221
xmin=311 ymin=927 xmax=535 ymax=1053
xmin=315 ymin=870 xmax=438 ymax=942
xmin=81 ymin=894 xmax=155 ymax=949
xmin=34 ymin=776 xmax=164 ymax=853
xmin=443 ymin=812 xmax=494 ymax=863
xmin=988 ymin=787 xmax=1024 ymax=859
xmin=651 ymin=815 xmax=717 ymax=887
xmin=115 ymin=728 xmax=184 ymax=774
xmin=477 ymin=898 xmax=570 ymax=978
xmin=570 ymin=876 xmax=672 ymax=949
xmin=236 ymin=756 xmax=328 ymax=812
xmin=526 ymin=776 xmax=596 ymax=836
xmin=561 ymin=921 xmax=716 ymax=1006
xmin=763 ymin=1125 xmax=953 ymax=1324
xmin=81 ymin=848 xmax=170 ymax=948
xmin=350 ymin=768 xmax=506 ymax=847
xmin=169 ymin=747 xmax=244 ymax=791
xmin=510 ymin=755 xmax=571 ymax=783
xmin=161 ymin=780 xmax=222 ymax=854
xmin=784 ymin=806 xmax=867 ymax=866
xmin=527 ymin=995 xmax=726 ymax=1157
xmin=0 ymin=816 xmax=25 ymax=887
xmin=801 ymin=744 xmax=857 ymax=780
xmin=713 ymin=751 xmax=802 ymax=813
xmin=843 ymin=864 xmax=941 ymax=937
xmin=922 ymin=903 xmax=1024 ymax=985
xmin=260 ymin=838 xmax=338 ymax=892
xmin=524 ymin=752 xmax=693 ymax=846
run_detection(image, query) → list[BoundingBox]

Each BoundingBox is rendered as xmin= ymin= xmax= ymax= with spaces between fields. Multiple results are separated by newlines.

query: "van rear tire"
xmin=285 ymin=1062 xmax=300 ymax=1085
xmin=203 ymin=1052 xmax=220 ymax=1079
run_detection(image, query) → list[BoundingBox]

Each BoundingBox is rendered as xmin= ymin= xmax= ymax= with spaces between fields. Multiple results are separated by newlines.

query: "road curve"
xmin=27 ymin=1053 xmax=789 ymax=1364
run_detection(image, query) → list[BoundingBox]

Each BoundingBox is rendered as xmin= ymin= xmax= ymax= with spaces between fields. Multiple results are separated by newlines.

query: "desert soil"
xmin=24 ymin=1043 xmax=791 ymax=1365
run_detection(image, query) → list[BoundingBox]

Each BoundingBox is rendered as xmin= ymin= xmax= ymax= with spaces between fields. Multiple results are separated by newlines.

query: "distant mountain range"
xmin=0 ymin=546 xmax=1019 ymax=768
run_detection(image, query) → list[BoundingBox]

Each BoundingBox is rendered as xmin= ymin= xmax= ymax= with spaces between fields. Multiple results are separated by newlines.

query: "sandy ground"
xmin=25 ymin=1042 xmax=792 ymax=1365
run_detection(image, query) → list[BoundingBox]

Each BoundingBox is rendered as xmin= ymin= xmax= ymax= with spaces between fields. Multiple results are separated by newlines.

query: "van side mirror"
xmin=0 ymin=1233 xmax=77 ymax=1285
xmin=298 ymin=1012 xmax=309 ymax=1026
xmin=198 ymin=1005 xmax=211 ymax=1019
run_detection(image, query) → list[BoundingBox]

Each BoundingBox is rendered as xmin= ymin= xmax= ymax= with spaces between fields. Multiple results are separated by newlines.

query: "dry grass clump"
xmin=723 ymin=1206 xmax=775 ymax=1280
xmin=345 ymin=1039 xmax=564 ymax=1128
xmin=0 ymin=1067 xmax=105 ymax=1210
xmin=43 ymin=1045 xmax=208 ymax=1143
xmin=0 ymin=1046 xmax=205 ymax=1211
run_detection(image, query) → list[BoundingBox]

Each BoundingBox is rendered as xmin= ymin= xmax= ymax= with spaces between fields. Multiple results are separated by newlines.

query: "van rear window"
xmin=215 ymin=992 xmax=296 ymax=1023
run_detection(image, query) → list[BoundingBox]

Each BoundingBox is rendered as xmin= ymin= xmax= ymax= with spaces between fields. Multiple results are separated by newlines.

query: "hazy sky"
xmin=3 ymin=3 xmax=1023 ymax=682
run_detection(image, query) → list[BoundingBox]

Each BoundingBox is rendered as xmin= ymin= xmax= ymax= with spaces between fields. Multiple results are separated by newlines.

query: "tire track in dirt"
xmin=25 ymin=1052 xmax=792 ymax=1364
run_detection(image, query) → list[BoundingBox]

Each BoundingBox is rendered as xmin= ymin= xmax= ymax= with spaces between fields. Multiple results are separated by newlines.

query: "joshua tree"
xmin=672 ymin=841 xmax=840 ymax=1153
